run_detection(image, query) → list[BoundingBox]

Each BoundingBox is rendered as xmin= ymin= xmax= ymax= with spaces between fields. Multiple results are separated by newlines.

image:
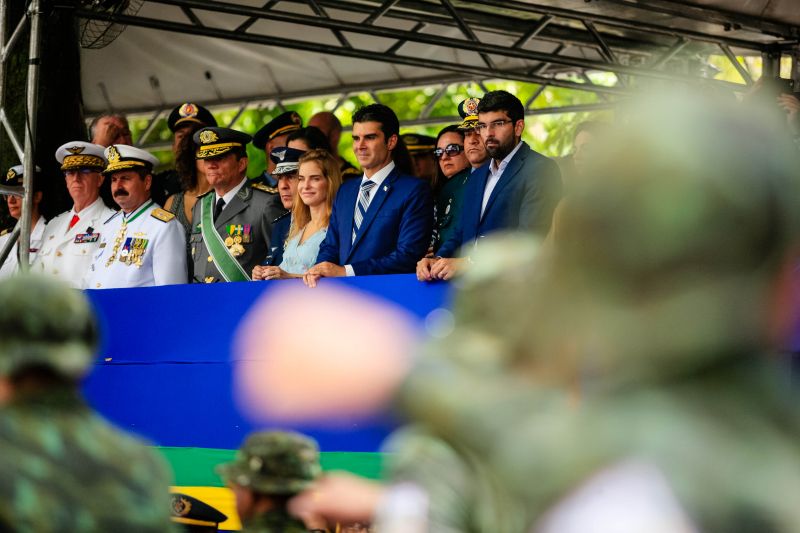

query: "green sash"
xmin=200 ymin=194 xmax=250 ymax=282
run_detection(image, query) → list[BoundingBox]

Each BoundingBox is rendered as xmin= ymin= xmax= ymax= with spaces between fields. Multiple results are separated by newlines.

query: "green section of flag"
xmin=157 ymin=447 xmax=385 ymax=487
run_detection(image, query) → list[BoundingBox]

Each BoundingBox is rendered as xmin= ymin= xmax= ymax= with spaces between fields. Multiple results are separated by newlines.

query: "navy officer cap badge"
xmin=270 ymin=146 xmax=306 ymax=176
xmin=253 ymin=111 xmax=303 ymax=150
xmin=194 ymin=127 xmax=252 ymax=160
xmin=168 ymin=102 xmax=218 ymax=132
xmin=457 ymin=97 xmax=481 ymax=130
xmin=55 ymin=141 xmax=107 ymax=171
xmin=103 ymin=144 xmax=160 ymax=175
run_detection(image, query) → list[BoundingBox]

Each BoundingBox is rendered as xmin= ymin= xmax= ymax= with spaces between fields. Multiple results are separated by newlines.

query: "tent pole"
xmin=19 ymin=0 xmax=42 ymax=272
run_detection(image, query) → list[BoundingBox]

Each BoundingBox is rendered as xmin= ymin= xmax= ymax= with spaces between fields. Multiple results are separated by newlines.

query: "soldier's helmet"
xmin=217 ymin=430 xmax=322 ymax=495
xmin=0 ymin=274 xmax=98 ymax=378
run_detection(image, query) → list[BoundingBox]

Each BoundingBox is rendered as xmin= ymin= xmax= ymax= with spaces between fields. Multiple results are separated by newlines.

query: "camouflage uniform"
xmin=217 ymin=430 xmax=322 ymax=533
xmin=0 ymin=275 xmax=175 ymax=533
xmin=399 ymin=94 xmax=800 ymax=531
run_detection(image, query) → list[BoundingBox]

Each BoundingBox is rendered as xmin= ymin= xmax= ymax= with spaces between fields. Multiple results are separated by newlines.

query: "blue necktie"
xmin=353 ymin=180 xmax=376 ymax=243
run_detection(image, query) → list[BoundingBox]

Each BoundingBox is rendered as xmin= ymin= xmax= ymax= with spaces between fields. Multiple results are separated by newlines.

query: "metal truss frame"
xmin=0 ymin=0 xmax=43 ymax=272
xmin=74 ymin=0 xmax=800 ymax=119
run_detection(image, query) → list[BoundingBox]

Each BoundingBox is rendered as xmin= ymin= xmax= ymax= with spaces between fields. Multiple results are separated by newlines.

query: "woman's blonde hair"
xmin=288 ymin=149 xmax=343 ymax=239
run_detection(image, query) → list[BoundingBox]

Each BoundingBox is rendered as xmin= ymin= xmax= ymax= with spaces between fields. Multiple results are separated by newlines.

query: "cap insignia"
xmin=275 ymin=148 xmax=287 ymax=161
xmin=67 ymin=145 xmax=85 ymax=155
xmin=107 ymin=146 xmax=120 ymax=163
xmin=465 ymin=98 xmax=480 ymax=116
xmin=171 ymin=496 xmax=192 ymax=516
xmin=199 ymin=130 xmax=218 ymax=144
xmin=179 ymin=103 xmax=198 ymax=118
xmin=6 ymin=169 xmax=16 ymax=181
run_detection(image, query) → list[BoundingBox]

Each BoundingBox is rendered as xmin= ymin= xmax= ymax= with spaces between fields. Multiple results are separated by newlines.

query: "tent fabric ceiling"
xmin=79 ymin=0 xmax=800 ymax=116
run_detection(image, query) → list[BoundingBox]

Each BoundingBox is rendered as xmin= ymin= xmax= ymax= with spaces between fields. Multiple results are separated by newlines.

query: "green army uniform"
xmin=0 ymin=275 xmax=175 ymax=533
xmin=188 ymin=127 xmax=285 ymax=283
xmin=217 ymin=430 xmax=322 ymax=533
xmin=432 ymin=167 xmax=469 ymax=253
xmin=398 ymin=94 xmax=800 ymax=531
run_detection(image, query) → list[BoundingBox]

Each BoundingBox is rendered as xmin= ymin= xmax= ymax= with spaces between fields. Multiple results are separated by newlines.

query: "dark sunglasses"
xmin=434 ymin=144 xmax=464 ymax=159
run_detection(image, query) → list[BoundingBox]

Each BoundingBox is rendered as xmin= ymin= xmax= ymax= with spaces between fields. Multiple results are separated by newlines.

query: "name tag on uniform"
xmin=74 ymin=232 xmax=100 ymax=244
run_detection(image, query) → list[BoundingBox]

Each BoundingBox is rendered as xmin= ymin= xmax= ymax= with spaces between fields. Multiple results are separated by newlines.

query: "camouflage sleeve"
xmin=384 ymin=426 xmax=474 ymax=533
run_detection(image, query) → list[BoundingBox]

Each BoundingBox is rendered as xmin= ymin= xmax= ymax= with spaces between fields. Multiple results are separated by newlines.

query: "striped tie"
xmin=352 ymin=180 xmax=376 ymax=243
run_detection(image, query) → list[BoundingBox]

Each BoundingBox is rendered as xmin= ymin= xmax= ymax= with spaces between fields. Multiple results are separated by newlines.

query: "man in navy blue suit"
xmin=417 ymin=90 xmax=562 ymax=281
xmin=304 ymin=104 xmax=433 ymax=287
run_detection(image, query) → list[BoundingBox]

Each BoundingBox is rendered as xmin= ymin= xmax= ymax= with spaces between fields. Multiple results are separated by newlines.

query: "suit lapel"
xmin=215 ymin=185 xmax=249 ymax=229
xmin=481 ymin=142 xmax=528 ymax=221
xmin=347 ymin=170 xmax=397 ymax=261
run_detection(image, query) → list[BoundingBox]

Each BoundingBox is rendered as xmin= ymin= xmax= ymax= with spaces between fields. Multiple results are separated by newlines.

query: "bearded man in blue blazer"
xmin=304 ymin=104 xmax=433 ymax=287
xmin=417 ymin=90 xmax=562 ymax=281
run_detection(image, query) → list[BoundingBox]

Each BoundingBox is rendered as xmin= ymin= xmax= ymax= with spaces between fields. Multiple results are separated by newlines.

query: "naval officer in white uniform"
xmin=33 ymin=141 xmax=116 ymax=287
xmin=0 ymin=164 xmax=45 ymax=278
xmin=83 ymin=144 xmax=187 ymax=289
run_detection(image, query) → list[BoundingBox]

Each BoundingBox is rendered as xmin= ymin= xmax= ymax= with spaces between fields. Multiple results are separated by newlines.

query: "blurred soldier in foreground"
xmin=217 ymin=430 xmax=323 ymax=532
xmin=240 ymin=91 xmax=800 ymax=532
xmin=0 ymin=274 xmax=175 ymax=532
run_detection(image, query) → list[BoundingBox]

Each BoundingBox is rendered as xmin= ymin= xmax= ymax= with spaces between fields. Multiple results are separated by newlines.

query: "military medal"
xmin=225 ymin=236 xmax=234 ymax=247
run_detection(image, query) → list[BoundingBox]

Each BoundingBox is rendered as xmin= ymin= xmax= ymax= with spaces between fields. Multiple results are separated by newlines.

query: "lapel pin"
xmin=383 ymin=185 xmax=388 ymax=192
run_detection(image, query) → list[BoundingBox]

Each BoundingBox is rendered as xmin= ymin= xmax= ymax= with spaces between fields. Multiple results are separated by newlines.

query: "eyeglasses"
xmin=475 ymin=119 xmax=514 ymax=132
xmin=64 ymin=168 xmax=99 ymax=179
xmin=433 ymin=144 xmax=464 ymax=159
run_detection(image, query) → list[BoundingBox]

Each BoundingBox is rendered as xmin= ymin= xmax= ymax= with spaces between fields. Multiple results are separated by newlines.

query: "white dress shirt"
xmin=215 ymin=177 xmax=248 ymax=210
xmin=481 ymin=140 xmax=523 ymax=217
xmin=344 ymin=161 xmax=395 ymax=277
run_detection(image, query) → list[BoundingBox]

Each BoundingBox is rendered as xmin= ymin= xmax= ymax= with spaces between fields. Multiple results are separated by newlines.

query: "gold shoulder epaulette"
xmin=251 ymin=182 xmax=278 ymax=194
xmin=343 ymin=167 xmax=361 ymax=176
xmin=151 ymin=207 xmax=176 ymax=223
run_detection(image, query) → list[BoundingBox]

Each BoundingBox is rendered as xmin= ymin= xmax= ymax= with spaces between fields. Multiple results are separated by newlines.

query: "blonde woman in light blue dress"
xmin=252 ymin=149 xmax=342 ymax=280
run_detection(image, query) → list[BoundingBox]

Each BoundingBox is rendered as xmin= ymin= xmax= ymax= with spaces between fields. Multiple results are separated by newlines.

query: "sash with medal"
xmin=200 ymin=194 xmax=250 ymax=282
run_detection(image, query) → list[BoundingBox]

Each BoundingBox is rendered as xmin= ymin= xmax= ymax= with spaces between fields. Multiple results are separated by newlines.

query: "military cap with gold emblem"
xmin=457 ymin=97 xmax=481 ymax=130
xmin=169 ymin=492 xmax=227 ymax=530
xmin=253 ymin=111 xmax=303 ymax=150
xmin=270 ymin=146 xmax=305 ymax=176
xmin=55 ymin=141 xmax=107 ymax=171
xmin=103 ymin=144 xmax=160 ymax=174
xmin=401 ymin=133 xmax=436 ymax=154
xmin=167 ymin=102 xmax=217 ymax=133
xmin=193 ymin=127 xmax=252 ymax=160
xmin=4 ymin=163 xmax=42 ymax=187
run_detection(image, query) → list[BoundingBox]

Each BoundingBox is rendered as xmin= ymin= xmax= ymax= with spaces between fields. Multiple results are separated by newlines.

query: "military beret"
xmin=170 ymin=492 xmax=227 ymax=530
xmin=4 ymin=163 xmax=41 ymax=188
xmin=253 ymin=111 xmax=303 ymax=149
xmin=216 ymin=430 xmax=321 ymax=495
xmin=103 ymin=144 xmax=160 ymax=175
xmin=457 ymin=97 xmax=481 ymax=130
xmin=194 ymin=127 xmax=252 ymax=160
xmin=270 ymin=146 xmax=305 ymax=175
xmin=55 ymin=141 xmax=107 ymax=171
xmin=167 ymin=103 xmax=217 ymax=132
xmin=401 ymin=133 xmax=436 ymax=154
